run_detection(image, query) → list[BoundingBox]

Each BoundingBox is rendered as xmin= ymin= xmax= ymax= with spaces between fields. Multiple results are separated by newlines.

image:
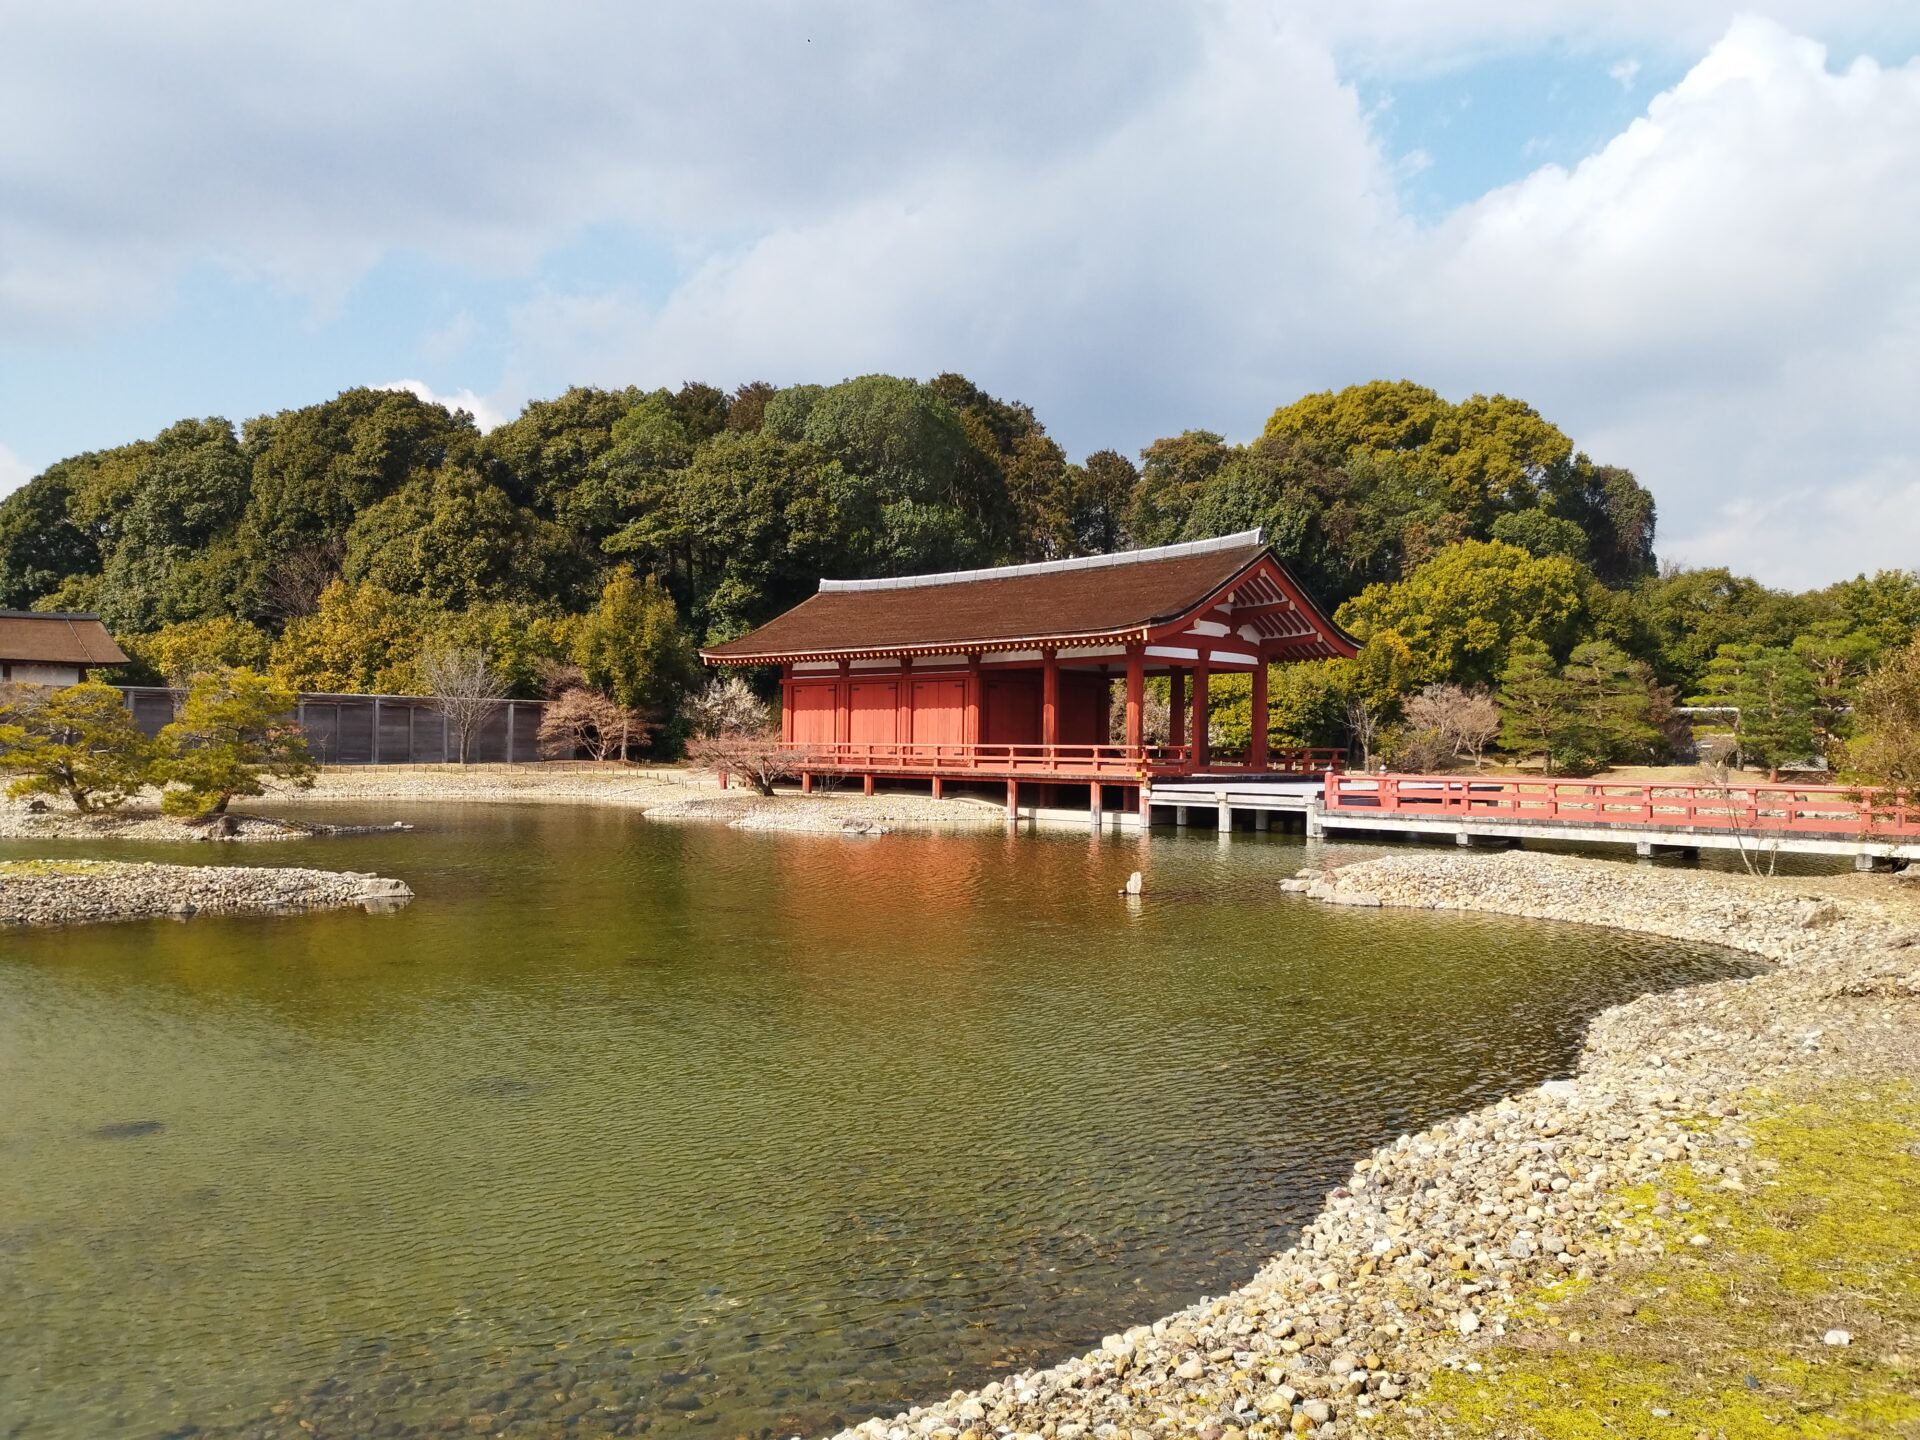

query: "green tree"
xmin=1489 ymin=509 xmax=1591 ymax=563
xmin=1693 ymin=644 xmax=1819 ymax=776
xmin=571 ymin=567 xmax=699 ymax=752
xmin=669 ymin=431 xmax=847 ymax=640
xmin=1126 ymin=430 xmax=1229 ymax=546
xmin=0 ymin=461 xmax=103 ymax=609
xmin=1336 ymin=540 xmax=1586 ymax=686
xmin=1496 ymin=640 xmax=1587 ymax=775
xmin=121 ymin=616 xmax=273 ymax=687
xmin=1558 ymin=640 xmax=1661 ymax=763
xmin=159 ymin=668 xmax=316 ymax=818
xmin=772 ymin=374 xmax=1012 ymax=573
xmin=342 ymin=465 xmax=584 ymax=609
xmin=236 ymin=387 xmax=478 ymax=614
xmin=1630 ymin=568 xmax=1808 ymax=693
xmin=270 ymin=581 xmax=439 ymax=694
xmin=1062 ymin=448 xmax=1137 ymax=555
xmin=481 ymin=385 xmax=640 ymax=513
xmin=1845 ymin=636 xmax=1920 ymax=807
xmin=0 ymin=681 xmax=155 ymax=812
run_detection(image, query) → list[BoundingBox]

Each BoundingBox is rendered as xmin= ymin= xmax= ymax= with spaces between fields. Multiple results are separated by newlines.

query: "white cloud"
xmin=4 ymin=4 xmax=1920 ymax=587
xmin=1400 ymin=17 xmax=1920 ymax=584
xmin=377 ymin=380 xmax=509 ymax=433
xmin=0 ymin=442 xmax=30 ymax=498
xmin=1610 ymin=57 xmax=1643 ymax=88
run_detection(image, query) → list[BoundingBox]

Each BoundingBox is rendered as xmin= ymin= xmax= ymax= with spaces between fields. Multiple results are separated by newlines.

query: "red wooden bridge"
xmin=1313 ymin=773 xmax=1920 ymax=865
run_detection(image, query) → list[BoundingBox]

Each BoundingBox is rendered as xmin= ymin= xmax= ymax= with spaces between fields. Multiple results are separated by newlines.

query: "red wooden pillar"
xmin=834 ymin=659 xmax=851 ymax=748
xmin=1124 ymin=646 xmax=1145 ymax=759
xmin=931 ymin=776 xmax=944 ymax=801
xmin=1041 ymin=648 xmax=1060 ymax=755
xmin=896 ymin=656 xmax=912 ymax=761
xmin=781 ymin=665 xmax=795 ymax=743
xmin=1169 ymin=668 xmax=1186 ymax=749
xmin=1193 ymin=656 xmax=1211 ymax=771
xmin=1249 ymin=659 xmax=1268 ymax=772
xmin=1006 ymin=777 xmax=1019 ymax=821
xmin=965 ymin=652 xmax=982 ymax=748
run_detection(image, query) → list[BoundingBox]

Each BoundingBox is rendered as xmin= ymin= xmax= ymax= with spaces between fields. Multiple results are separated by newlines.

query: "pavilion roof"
xmin=0 ymin=611 xmax=129 ymax=667
xmin=700 ymin=531 xmax=1353 ymax=663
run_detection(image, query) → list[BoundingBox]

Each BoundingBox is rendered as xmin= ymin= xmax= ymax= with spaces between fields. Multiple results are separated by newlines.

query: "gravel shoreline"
xmin=268 ymin=765 xmax=1009 ymax=833
xmin=833 ymin=852 xmax=1920 ymax=1440
xmin=0 ymin=800 xmax=334 ymax=843
xmin=0 ymin=859 xmax=413 ymax=928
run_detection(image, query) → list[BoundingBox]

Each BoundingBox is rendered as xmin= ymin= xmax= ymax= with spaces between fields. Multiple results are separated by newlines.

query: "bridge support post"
xmin=1857 ymin=853 xmax=1898 ymax=873
xmin=1175 ymin=805 xmax=1190 ymax=828
xmin=1304 ymin=799 xmax=1326 ymax=839
xmin=800 ymin=771 xmax=812 ymax=794
xmin=1254 ymin=809 xmax=1271 ymax=833
xmin=863 ymin=773 xmax=875 ymax=797
xmin=1006 ymin=778 xmax=1019 ymax=824
xmin=931 ymin=776 xmax=944 ymax=801
xmin=1217 ymin=794 xmax=1232 ymax=835
xmin=1090 ymin=782 xmax=1103 ymax=829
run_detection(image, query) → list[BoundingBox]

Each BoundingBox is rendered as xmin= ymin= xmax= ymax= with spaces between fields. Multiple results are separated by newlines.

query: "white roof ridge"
xmin=817 ymin=530 xmax=1263 ymax=594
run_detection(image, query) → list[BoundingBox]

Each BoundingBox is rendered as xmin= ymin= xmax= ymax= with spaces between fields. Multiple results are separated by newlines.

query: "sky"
xmin=2 ymin=1 xmax=1918 ymax=590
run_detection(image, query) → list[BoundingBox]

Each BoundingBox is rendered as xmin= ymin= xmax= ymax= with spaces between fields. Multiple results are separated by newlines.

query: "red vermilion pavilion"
xmin=699 ymin=529 xmax=1357 ymax=817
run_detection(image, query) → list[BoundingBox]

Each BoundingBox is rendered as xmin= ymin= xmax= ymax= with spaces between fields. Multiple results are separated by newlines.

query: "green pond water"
xmin=0 ymin=804 xmax=1756 ymax=1440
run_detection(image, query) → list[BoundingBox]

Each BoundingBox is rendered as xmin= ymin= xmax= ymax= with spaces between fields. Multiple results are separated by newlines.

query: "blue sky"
xmin=3 ymin=2 xmax=1919 ymax=588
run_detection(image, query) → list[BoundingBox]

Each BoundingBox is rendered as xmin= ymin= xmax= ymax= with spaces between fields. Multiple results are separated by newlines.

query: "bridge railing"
xmin=1323 ymin=773 xmax=1920 ymax=840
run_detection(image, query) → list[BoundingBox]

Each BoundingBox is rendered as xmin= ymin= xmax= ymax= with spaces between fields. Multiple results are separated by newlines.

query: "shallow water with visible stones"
xmin=0 ymin=804 xmax=1755 ymax=1439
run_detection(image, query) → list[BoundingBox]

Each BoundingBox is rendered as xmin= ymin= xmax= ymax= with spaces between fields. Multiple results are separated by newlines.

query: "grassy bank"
xmin=1394 ymin=1083 xmax=1920 ymax=1438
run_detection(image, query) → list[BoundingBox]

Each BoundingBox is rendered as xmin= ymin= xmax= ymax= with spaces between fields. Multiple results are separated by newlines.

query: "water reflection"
xmin=0 ymin=806 xmax=1754 ymax=1439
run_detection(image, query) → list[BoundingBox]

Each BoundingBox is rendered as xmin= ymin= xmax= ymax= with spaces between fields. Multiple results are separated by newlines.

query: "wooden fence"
xmin=118 ymin=687 xmax=548 ymax=766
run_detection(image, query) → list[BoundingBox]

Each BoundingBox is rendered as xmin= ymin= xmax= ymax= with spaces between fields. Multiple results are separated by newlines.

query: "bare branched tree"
xmin=256 ymin=540 xmax=344 ymax=624
xmin=537 ymin=688 xmax=641 ymax=762
xmin=1696 ymin=758 xmax=1780 ymax=878
xmin=686 ymin=731 xmax=811 ymax=797
xmin=1343 ymin=694 xmax=1392 ymax=772
xmin=1404 ymin=683 xmax=1503 ymax=770
xmin=420 ymin=646 xmax=506 ymax=764
xmin=535 ymin=657 xmax=588 ymax=699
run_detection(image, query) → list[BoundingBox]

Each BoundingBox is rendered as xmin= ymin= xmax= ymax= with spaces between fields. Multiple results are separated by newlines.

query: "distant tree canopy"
xmin=5 ymin=375 xmax=1914 ymax=766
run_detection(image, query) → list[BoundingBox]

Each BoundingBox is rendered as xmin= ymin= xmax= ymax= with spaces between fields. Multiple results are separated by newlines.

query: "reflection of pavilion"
xmin=700 ymin=530 xmax=1358 ymax=817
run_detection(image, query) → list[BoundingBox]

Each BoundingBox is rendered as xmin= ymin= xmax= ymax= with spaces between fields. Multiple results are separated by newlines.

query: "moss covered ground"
xmin=1388 ymin=1084 xmax=1920 ymax=1438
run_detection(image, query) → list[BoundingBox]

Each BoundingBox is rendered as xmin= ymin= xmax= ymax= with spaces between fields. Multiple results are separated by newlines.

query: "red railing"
xmin=783 ymin=741 xmax=1346 ymax=780
xmin=790 ymin=741 xmax=1178 ymax=779
xmin=1323 ymin=773 xmax=1920 ymax=840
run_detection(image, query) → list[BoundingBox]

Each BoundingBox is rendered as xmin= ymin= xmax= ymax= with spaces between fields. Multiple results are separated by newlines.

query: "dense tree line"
xmin=2 ymin=375 xmax=1915 ymax=773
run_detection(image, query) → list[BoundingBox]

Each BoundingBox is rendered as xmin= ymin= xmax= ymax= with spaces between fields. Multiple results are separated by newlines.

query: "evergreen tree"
xmin=0 ymin=682 xmax=155 ymax=812
xmin=1694 ymin=644 xmax=1819 ymax=776
xmin=159 ymin=668 xmax=316 ymax=818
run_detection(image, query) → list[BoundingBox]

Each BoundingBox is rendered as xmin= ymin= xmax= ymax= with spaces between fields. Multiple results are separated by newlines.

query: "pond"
xmin=0 ymin=805 xmax=1755 ymax=1439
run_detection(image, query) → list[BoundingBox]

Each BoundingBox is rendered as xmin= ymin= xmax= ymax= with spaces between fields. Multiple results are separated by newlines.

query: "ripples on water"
xmin=0 ymin=806 xmax=1755 ymax=1438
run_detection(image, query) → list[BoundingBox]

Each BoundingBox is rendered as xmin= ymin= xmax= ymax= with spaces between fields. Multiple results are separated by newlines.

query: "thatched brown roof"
xmin=0 ymin=611 xmax=129 ymax=666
